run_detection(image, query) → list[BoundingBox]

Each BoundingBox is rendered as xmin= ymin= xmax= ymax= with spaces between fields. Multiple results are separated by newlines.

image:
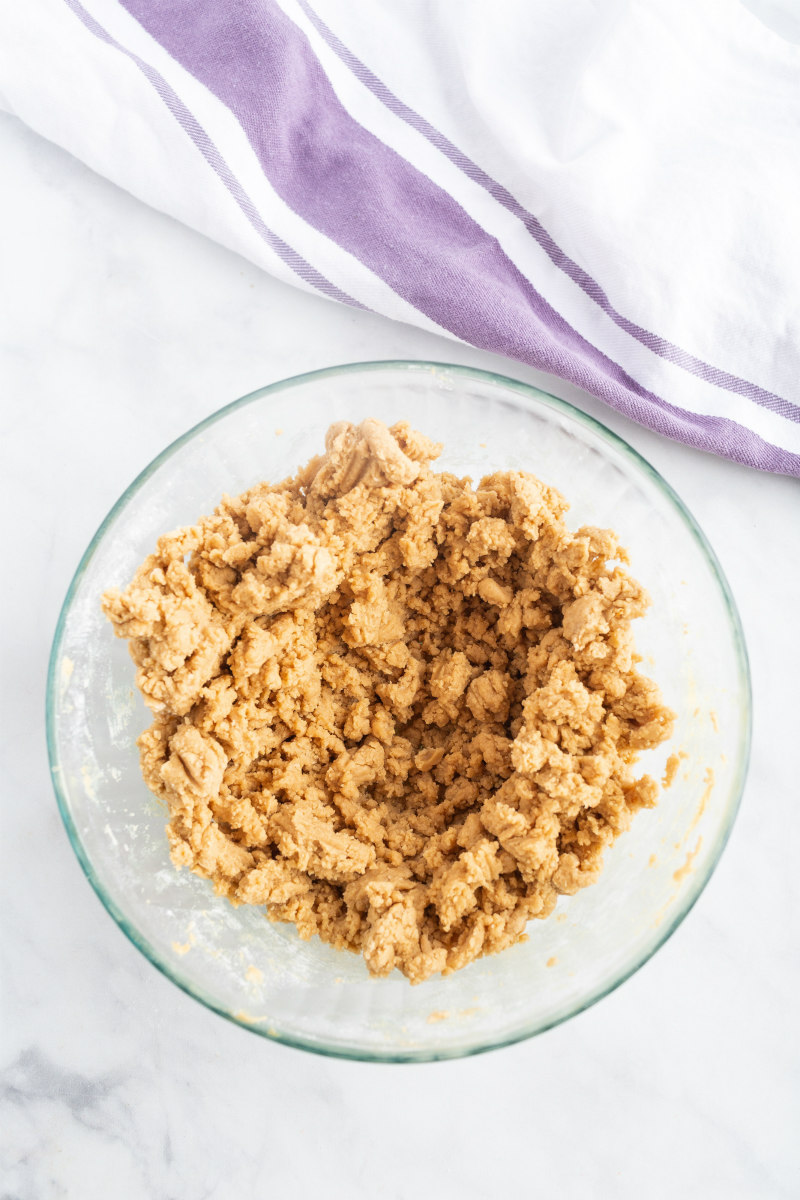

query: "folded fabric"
xmin=2 ymin=0 xmax=799 ymax=475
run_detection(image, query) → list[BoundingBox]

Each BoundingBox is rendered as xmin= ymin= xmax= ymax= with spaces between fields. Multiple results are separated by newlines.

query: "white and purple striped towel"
xmin=3 ymin=0 xmax=800 ymax=475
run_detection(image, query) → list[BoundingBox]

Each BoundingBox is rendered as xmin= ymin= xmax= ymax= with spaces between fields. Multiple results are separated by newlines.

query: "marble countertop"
xmin=1 ymin=110 xmax=797 ymax=1199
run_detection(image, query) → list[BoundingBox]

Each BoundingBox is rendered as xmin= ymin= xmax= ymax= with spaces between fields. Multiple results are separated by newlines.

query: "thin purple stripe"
xmin=63 ymin=0 xmax=362 ymax=309
xmin=117 ymin=0 xmax=799 ymax=475
xmin=298 ymin=0 xmax=800 ymax=426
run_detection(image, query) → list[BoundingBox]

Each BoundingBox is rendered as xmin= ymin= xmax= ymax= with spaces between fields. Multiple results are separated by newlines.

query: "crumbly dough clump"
xmin=103 ymin=419 xmax=674 ymax=983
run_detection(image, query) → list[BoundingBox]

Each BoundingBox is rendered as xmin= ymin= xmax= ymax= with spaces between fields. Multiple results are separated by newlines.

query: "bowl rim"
xmin=46 ymin=358 xmax=752 ymax=1063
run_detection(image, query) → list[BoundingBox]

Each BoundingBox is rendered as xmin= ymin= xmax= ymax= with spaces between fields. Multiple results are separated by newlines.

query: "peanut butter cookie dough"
xmin=103 ymin=419 xmax=674 ymax=983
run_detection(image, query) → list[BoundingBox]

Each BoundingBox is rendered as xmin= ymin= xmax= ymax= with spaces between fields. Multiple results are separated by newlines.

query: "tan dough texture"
xmin=102 ymin=419 xmax=674 ymax=983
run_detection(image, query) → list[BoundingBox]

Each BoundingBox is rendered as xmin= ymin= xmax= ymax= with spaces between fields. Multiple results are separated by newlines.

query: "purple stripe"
xmin=63 ymin=0 xmax=362 ymax=309
xmin=115 ymin=0 xmax=799 ymax=475
xmin=298 ymin=0 xmax=800 ymax=427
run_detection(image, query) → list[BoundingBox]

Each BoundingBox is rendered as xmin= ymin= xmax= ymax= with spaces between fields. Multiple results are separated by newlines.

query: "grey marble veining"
xmin=0 ymin=109 xmax=798 ymax=1200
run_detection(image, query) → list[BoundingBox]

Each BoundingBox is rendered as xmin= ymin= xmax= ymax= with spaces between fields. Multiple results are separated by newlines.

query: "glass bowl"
xmin=47 ymin=361 xmax=750 ymax=1062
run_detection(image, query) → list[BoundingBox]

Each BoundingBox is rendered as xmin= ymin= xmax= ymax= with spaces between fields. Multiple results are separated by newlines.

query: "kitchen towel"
xmin=2 ymin=0 xmax=799 ymax=475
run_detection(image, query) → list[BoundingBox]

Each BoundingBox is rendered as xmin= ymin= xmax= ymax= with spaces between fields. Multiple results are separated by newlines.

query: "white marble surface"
xmin=1 ymin=109 xmax=798 ymax=1199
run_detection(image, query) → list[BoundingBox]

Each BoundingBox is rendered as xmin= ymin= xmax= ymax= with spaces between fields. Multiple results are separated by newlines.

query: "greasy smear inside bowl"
xmin=48 ymin=362 xmax=749 ymax=1061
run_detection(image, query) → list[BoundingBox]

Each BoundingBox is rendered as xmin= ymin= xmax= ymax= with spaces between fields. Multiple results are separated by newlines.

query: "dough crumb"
xmin=673 ymin=837 xmax=702 ymax=883
xmin=662 ymin=751 xmax=688 ymax=789
xmin=103 ymin=419 xmax=674 ymax=984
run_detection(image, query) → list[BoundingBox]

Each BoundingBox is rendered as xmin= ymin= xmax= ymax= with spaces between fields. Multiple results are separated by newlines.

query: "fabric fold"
xmin=2 ymin=0 xmax=799 ymax=474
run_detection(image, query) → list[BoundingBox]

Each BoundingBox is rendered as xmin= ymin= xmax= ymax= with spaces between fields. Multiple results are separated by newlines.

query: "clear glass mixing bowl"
xmin=47 ymin=361 xmax=750 ymax=1061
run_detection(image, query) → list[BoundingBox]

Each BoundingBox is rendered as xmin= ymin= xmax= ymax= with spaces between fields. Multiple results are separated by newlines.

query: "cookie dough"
xmin=103 ymin=419 xmax=674 ymax=983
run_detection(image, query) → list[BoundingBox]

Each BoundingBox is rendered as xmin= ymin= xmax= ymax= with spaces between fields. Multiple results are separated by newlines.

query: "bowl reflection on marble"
xmin=47 ymin=360 xmax=750 ymax=1061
